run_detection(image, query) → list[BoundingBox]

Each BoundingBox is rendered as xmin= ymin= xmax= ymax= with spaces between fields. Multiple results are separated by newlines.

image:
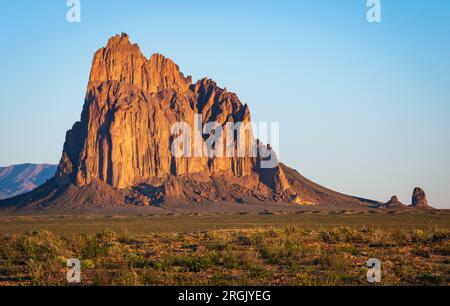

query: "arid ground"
xmin=0 ymin=210 xmax=449 ymax=286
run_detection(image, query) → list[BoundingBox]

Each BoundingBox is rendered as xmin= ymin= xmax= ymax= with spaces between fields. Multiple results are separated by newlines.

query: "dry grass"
xmin=0 ymin=224 xmax=449 ymax=286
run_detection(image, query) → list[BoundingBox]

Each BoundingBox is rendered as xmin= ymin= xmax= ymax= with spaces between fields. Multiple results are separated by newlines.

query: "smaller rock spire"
xmin=384 ymin=195 xmax=404 ymax=208
xmin=411 ymin=187 xmax=429 ymax=209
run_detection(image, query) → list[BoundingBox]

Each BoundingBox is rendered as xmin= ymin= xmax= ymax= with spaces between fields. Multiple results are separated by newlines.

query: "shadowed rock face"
xmin=411 ymin=187 xmax=429 ymax=209
xmin=56 ymin=33 xmax=289 ymax=196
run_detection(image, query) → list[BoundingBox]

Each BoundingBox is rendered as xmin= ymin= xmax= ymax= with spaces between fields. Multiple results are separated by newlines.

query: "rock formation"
xmin=0 ymin=34 xmax=433 ymax=211
xmin=383 ymin=195 xmax=405 ymax=209
xmin=55 ymin=33 xmax=291 ymax=203
xmin=411 ymin=187 xmax=429 ymax=209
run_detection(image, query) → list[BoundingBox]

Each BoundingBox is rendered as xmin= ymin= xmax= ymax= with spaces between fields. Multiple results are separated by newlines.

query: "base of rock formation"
xmin=0 ymin=163 xmax=377 ymax=213
xmin=0 ymin=163 xmax=436 ymax=213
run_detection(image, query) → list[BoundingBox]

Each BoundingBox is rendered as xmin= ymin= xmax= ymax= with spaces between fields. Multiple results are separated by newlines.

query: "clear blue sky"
xmin=0 ymin=0 xmax=449 ymax=208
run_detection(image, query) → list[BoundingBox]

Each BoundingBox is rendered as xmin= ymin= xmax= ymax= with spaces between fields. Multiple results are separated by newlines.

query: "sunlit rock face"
xmin=56 ymin=33 xmax=289 ymax=194
xmin=411 ymin=187 xmax=429 ymax=209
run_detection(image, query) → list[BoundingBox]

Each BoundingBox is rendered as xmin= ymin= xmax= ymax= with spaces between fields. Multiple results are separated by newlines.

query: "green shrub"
xmin=249 ymin=265 xmax=269 ymax=279
xmin=82 ymin=259 xmax=96 ymax=270
xmin=431 ymin=231 xmax=449 ymax=243
xmin=419 ymin=271 xmax=444 ymax=285
xmin=181 ymin=255 xmax=215 ymax=272
xmin=235 ymin=233 xmax=252 ymax=246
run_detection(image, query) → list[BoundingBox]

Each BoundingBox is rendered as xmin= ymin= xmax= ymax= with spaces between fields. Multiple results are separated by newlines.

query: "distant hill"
xmin=0 ymin=164 xmax=57 ymax=200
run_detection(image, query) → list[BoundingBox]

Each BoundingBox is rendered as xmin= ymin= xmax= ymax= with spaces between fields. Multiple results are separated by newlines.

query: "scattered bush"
xmin=0 ymin=226 xmax=448 ymax=286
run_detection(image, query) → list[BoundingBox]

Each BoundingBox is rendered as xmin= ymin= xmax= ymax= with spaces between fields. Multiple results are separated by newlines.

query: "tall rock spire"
xmin=56 ymin=34 xmax=290 ymax=195
xmin=411 ymin=187 xmax=429 ymax=209
xmin=88 ymin=33 xmax=192 ymax=93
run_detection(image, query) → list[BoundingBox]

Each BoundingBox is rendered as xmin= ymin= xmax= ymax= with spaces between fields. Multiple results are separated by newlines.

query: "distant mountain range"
xmin=0 ymin=164 xmax=57 ymax=200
